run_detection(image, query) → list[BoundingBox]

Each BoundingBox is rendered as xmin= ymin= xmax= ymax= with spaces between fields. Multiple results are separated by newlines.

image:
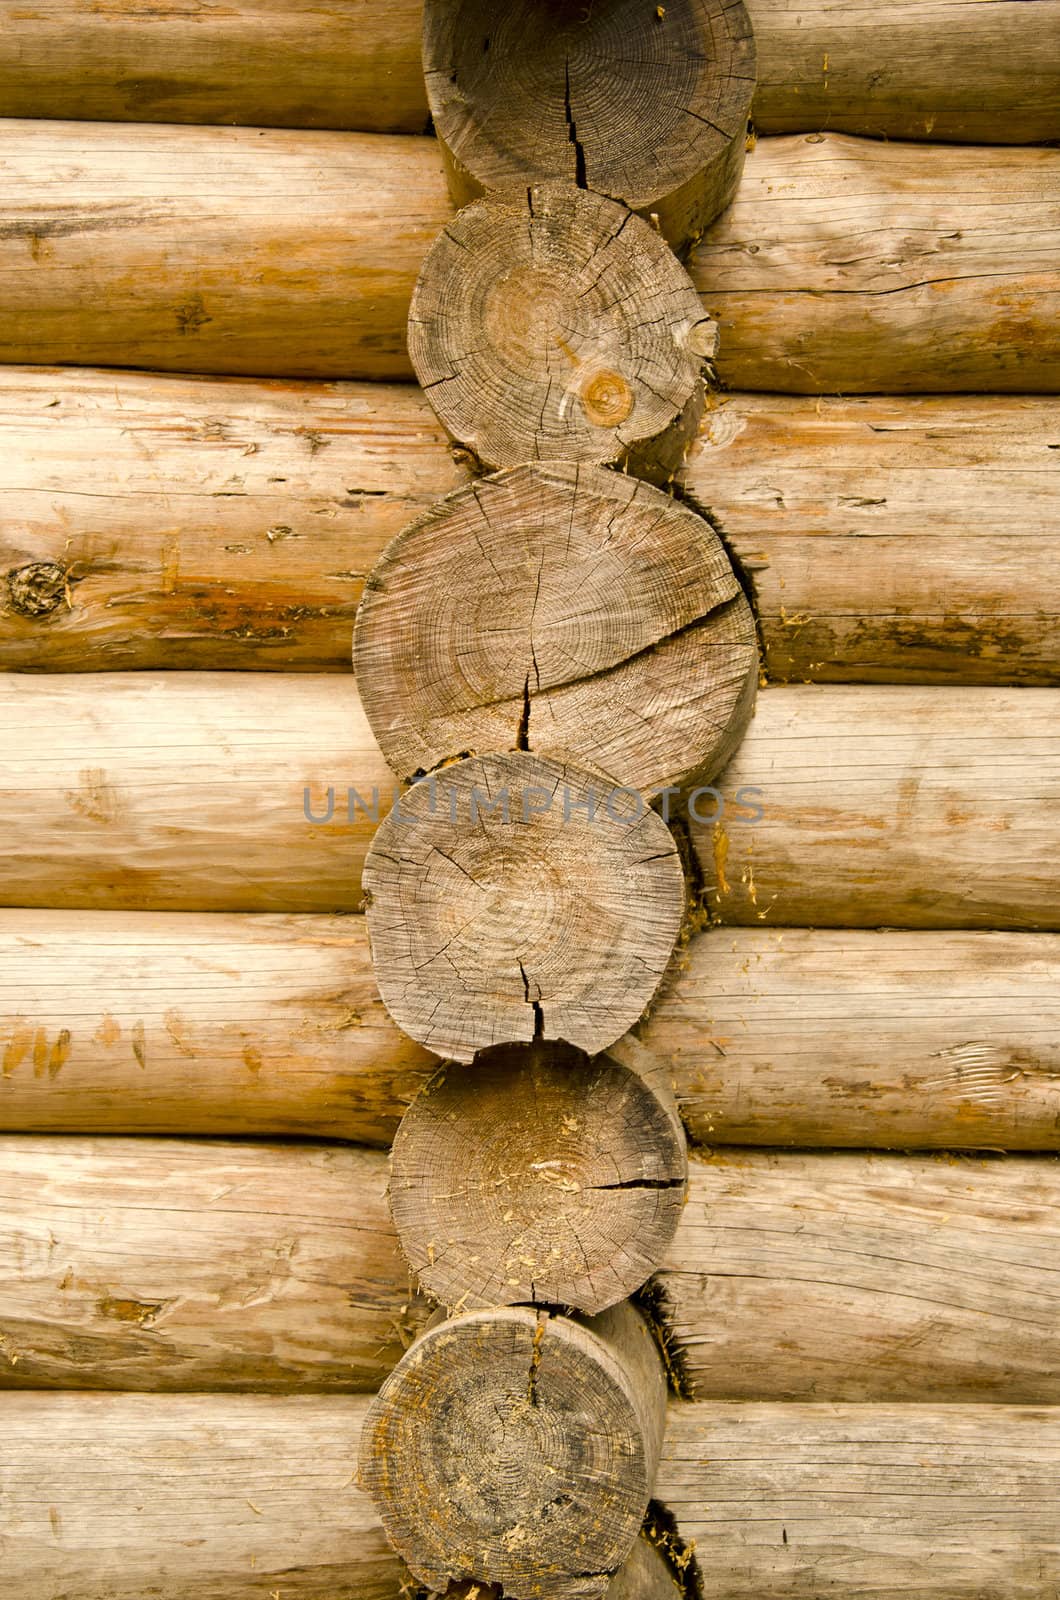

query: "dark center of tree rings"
xmin=353 ymin=462 xmax=758 ymax=800
xmin=361 ymin=751 xmax=685 ymax=1062
xmin=389 ymin=1036 xmax=688 ymax=1315
xmin=408 ymin=183 xmax=715 ymax=480
xmin=360 ymin=1302 xmax=668 ymax=1599
xmin=423 ymin=0 xmax=756 ymax=251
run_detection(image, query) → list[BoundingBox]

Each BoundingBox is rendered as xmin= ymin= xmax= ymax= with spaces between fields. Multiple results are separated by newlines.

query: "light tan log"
xmin=2 ymin=372 xmax=1056 ymax=686
xmin=658 ymin=1149 xmax=1060 ymax=1403
xmin=2 ymin=127 xmax=1058 ymax=394
xmin=0 ymin=121 xmax=450 ymax=381
xmin=360 ymin=1303 xmax=668 ymax=1599
xmin=1 ymin=1 xmax=1057 ymax=147
xmin=659 ymin=1401 xmax=1060 ymax=1598
xmin=3 ymin=1138 xmax=1059 ymax=1401
xmin=2 ymin=915 xmax=1057 ymax=1151
xmin=689 ymin=392 xmax=1060 ymax=685
xmin=0 ymin=368 xmax=465 ymax=671
xmin=643 ymin=928 xmax=1060 ymax=1151
xmin=0 ymin=678 xmax=1056 ymax=922
xmin=695 ymin=684 xmax=1060 ymax=930
xmin=0 ymin=1 xmax=431 ymax=132
xmin=692 ymin=134 xmax=1060 ymax=394
xmin=0 ymin=672 xmax=390 ymax=912
xmin=1 ymin=1393 xmax=1055 ymax=1599
xmin=0 ymin=1136 xmax=419 ymax=1391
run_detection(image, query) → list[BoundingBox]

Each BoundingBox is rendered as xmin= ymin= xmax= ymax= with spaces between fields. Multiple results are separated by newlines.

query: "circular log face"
xmin=354 ymin=462 xmax=758 ymax=797
xmin=408 ymin=184 xmax=713 ymax=477
xmin=423 ymin=0 xmax=756 ymax=249
xmin=361 ymin=751 xmax=685 ymax=1062
xmin=360 ymin=1303 xmax=667 ymax=1598
xmin=390 ymin=1039 xmax=688 ymax=1314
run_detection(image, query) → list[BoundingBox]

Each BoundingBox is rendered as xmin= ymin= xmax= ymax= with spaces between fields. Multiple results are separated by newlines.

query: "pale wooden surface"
xmin=3 ymin=916 xmax=1056 ymax=1151
xmin=695 ymin=685 xmax=1060 ymax=930
xmin=660 ymin=1149 xmax=1060 ymax=1403
xmin=0 ymin=1392 xmax=405 ymax=1599
xmin=0 ymin=679 xmax=1055 ymax=923
xmin=0 ymin=672 xmax=389 ymax=911
xmin=0 ymin=1394 xmax=1056 ymax=1597
xmin=0 ymin=367 xmax=464 ymax=670
xmin=1 ymin=127 xmax=1057 ymax=393
xmin=692 ymin=135 xmax=1060 ymax=394
xmin=2 ymin=0 xmax=1055 ymax=145
xmin=2 ymin=1140 xmax=1058 ymax=1401
xmin=688 ymin=393 xmax=1060 ymax=685
xmin=0 ymin=121 xmax=450 ymax=380
xmin=0 ymin=1137 xmax=418 ymax=1392
xmin=2 ymin=373 xmax=1055 ymax=685
xmin=0 ymin=1 xmax=431 ymax=131
xmin=659 ymin=1401 xmax=1060 ymax=1597
xmin=645 ymin=928 xmax=1060 ymax=1151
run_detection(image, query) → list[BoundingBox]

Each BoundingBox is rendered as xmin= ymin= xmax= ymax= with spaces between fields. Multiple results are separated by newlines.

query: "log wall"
xmin=2 ymin=371 xmax=1056 ymax=686
xmin=1 ymin=914 xmax=1057 ymax=1152
xmin=1 ymin=0 xmax=1056 ymax=144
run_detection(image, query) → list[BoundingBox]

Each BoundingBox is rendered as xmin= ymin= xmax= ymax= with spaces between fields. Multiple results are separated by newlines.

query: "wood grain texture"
xmin=1 ymin=0 xmax=1056 ymax=145
xmin=0 ymin=1 xmax=430 ymax=132
xmin=643 ymin=928 xmax=1060 ymax=1152
xmin=0 ymin=672 xmax=389 ymax=912
xmin=0 ymin=1392 xmax=404 ymax=1599
xmin=692 ymin=135 xmax=1060 ymax=394
xmin=0 ymin=121 xmax=450 ymax=380
xmin=2 ymin=1139 xmax=1059 ymax=1402
xmin=660 ymin=1149 xmax=1060 ymax=1403
xmin=2 ymin=915 xmax=1056 ymax=1151
xmin=0 ymin=368 xmax=465 ymax=670
xmin=0 ymin=679 xmax=1055 ymax=922
xmin=696 ymin=685 xmax=1060 ymax=930
xmin=0 ymin=1137 xmax=417 ymax=1392
xmin=1 ymin=373 xmax=1055 ymax=686
xmin=659 ymin=1401 xmax=1060 ymax=1597
xmin=689 ymin=393 xmax=1060 ymax=686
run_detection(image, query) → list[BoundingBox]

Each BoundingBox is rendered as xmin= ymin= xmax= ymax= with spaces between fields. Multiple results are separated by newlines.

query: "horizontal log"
xmin=643 ymin=928 xmax=1060 ymax=1151
xmin=0 ymin=1395 xmax=1057 ymax=1599
xmin=696 ymin=684 xmax=1059 ymax=930
xmin=5 ymin=373 xmax=1056 ymax=686
xmin=659 ymin=1149 xmax=1060 ymax=1402
xmin=1 ymin=1 xmax=1056 ymax=145
xmin=2 ymin=916 xmax=1057 ymax=1151
xmin=0 ymin=121 xmax=450 ymax=381
xmin=658 ymin=1401 xmax=1060 ymax=1598
xmin=2 ymin=676 xmax=1056 ymax=924
xmin=691 ymin=135 xmax=1060 ymax=394
xmin=689 ymin=393 xmax=1060 ymax=685
xmin=0 ymin=126 xmax=1057 ymax=394
xmin=3 ymin=1138 xmax=1059 ymax=1401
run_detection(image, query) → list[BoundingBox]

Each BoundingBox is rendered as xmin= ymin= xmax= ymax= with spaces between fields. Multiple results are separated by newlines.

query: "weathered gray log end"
xmin=362 ymin=751 xmax=686 ymax=1061
xmin=390 ymin=1037 xmax=688 ymax=1314
xmin=354 ymin=462 xmax=758 ymax=796
xmin=408 ymin=185 xmax=713 ymax=478
xmin=360 ymin=1302 xmax=668 ymax=1598
xmin=423 ymin=0 xmax=756 ymax=250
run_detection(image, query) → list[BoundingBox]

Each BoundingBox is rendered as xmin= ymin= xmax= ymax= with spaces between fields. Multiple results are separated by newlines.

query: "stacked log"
xmin=1 ymin=914 xmax=1057 ymax=1151
xmin=2 ymin=1 xmax=1056 ymax=144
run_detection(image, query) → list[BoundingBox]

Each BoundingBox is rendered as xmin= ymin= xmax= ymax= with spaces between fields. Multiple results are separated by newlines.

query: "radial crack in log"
xmin=389 ymin=1036 xmax=687 ymax=1315
xmin=362 ymin=752 xmax=686 ymax=1061
xmin=354 ymin=463 xmax=758 ymax=797
xmin=408 ymin=185 xmax=714 ymax=478
xmin=423 ymin=0 xmax=756 ymax=251
xmin=360 ymin=1302 xmax=668 ymax=1599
